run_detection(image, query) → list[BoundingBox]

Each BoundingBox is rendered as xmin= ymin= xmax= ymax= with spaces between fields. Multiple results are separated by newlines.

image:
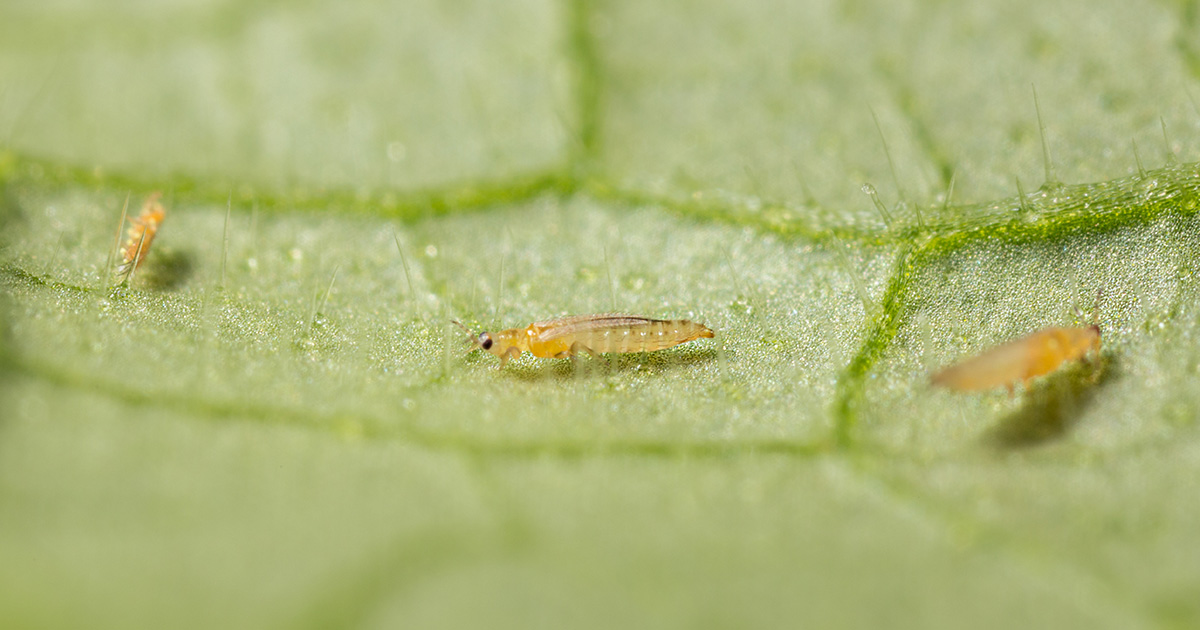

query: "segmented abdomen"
xmin=569 ymin=318 xmax=714 ymax=354
xmin=931 ymin=326 xmax=1100 ymax=391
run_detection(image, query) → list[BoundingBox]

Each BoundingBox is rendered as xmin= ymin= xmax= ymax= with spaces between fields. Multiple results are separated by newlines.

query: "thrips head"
xmin=451 ymin=320 xmax=501 ymax=357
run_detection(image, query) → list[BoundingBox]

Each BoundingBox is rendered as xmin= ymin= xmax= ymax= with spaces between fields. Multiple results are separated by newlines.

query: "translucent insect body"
xmin=931 ymin=325 xmax=1101 ymax=393
xmin=455 ymin=314 xmax=715 ymax=368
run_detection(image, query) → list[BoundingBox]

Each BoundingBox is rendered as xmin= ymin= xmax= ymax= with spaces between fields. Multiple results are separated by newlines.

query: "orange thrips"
xmin=456 ymin=314 xmax=715 ymax=368
xmin=931 ymin=325 xmax=1101 ymax=393
xmin=117 ymin=192 xmax=166 ymax=277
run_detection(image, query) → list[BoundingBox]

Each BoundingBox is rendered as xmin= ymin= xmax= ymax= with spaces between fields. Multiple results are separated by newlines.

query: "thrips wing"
xmin=532 ymin=314 xmax=658 ymax=343
xmin=931 ymin=336 xmax=1034 ymax=391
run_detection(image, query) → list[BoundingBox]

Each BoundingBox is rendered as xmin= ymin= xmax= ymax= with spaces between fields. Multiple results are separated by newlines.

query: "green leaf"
xmin=3 ymin=1 xmax=1200 ymax=628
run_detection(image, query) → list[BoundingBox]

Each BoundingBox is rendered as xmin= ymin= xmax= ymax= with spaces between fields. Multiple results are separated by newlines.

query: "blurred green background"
xmin=2 ymin=0 xmax=1200 ymax=628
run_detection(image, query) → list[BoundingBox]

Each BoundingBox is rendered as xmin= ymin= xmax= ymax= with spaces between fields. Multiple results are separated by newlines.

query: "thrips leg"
xmin=497 ymin=346 xmax=521 ymax=369
xmin=569 ymin=342 xmax=601 ymax=360
xmin=570 ymin=342 xmax=607 ymax=375
xmin=566 ymin=342 xmax=604 ymax=376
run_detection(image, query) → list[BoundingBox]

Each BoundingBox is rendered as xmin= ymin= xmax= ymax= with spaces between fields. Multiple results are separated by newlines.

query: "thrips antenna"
xmin=450 ymin=320 xmax=478 ymax=348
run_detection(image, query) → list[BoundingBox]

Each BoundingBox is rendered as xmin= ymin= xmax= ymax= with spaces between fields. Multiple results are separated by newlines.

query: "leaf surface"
xmin=2 ymin=1 xmax=1200 ymax=628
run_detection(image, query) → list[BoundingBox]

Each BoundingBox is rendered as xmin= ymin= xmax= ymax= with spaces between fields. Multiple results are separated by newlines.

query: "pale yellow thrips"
xmin=931 ymin=325 xmax=1101 ymax=393
xmin=116 ymin=192 xmax=166 ymax=278
xmin=455 ymin=314 xmax=715 ymax=368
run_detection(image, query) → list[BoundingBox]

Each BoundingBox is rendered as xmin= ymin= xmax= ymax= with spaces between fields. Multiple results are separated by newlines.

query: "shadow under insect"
xmin=128 ymin=248 xmax=195 ymax=290
xmin=982 ymin=354 xmax=1116 ymax=450
xmin=501 ymin=347 xmax=720 ymax=382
